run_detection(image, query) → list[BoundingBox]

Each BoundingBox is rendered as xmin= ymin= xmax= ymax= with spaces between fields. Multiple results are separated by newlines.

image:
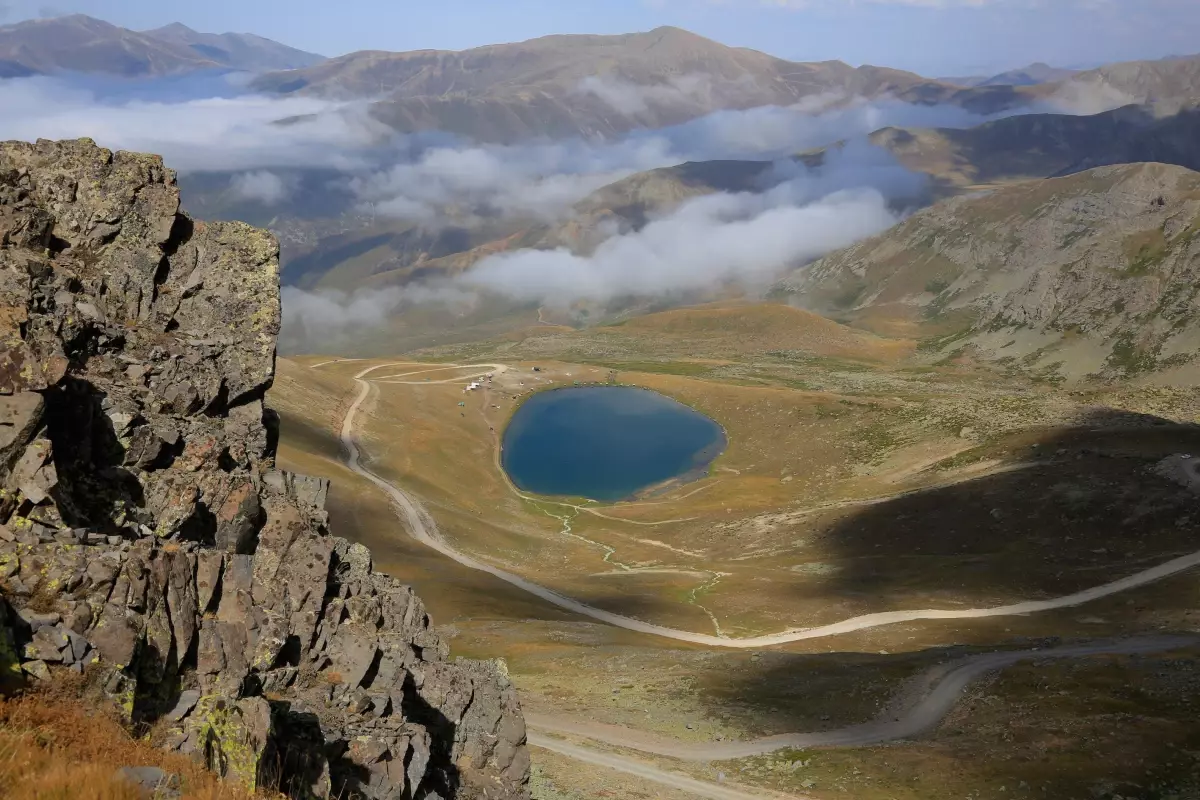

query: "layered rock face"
xmin=0 ymin=138 xmax=529 ymax=800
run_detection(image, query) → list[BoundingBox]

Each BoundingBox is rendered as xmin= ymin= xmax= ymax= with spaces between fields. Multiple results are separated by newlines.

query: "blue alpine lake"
xmin=501 ymin=386 xmax=727 ymax=502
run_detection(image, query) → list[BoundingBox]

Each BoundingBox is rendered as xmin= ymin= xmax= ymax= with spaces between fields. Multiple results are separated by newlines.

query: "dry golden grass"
xmin=597 ymin=301 xmax=916 ymax=362
xmin=0 ymin=681 xmax=272 ymax=800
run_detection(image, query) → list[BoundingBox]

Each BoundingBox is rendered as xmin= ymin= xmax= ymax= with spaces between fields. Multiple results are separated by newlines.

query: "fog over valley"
xmin=0 ymin=61 xmax=1149 ymax=352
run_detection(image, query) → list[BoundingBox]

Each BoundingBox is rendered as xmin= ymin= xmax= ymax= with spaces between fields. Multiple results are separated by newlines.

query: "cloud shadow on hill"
xmin=783 ymin=407 xmax=1200 ymax=612
xmin=685 ymin=407 xmax=1200 ymax=796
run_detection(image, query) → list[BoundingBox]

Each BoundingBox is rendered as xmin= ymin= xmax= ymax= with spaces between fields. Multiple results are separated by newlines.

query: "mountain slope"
xmin=250 ymin=26 xmax=1031 ymax=142
xmin=0 ymin=14 xmax=322 ymax=76
xmin=0 ymin=14 xmax=217 ymax=76
xmin=779 ymin=162 xmax=1200 ymax=381
xmin=143 ymin=22 xmax=324 ymax=71
xmin=865 ymin=105 xmax=1200 ymax=190
xmin=981 ymin=62 xmax=1079 ymax=87
xmin=1061 ymin=53 xmax=1200 ymax=111
xmin=943 ymin=63 xmax=1078 ymax=88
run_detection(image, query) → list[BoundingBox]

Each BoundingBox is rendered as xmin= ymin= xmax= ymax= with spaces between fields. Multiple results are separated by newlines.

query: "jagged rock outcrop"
xmin=0 ymin=138 xmax=529 ymax=800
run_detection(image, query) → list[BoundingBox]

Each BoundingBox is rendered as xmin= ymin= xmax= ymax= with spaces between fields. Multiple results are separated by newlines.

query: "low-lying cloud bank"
xmin=0 ymin=71 xmax=1133 ymax=227
xmin=0 ymin=74 xmax=387 ymax=172
xmin=462 ymin=140 xmax=916 ymax=305
xmin=0 ymin=69 xmax=1141 ymax=353
xmin=278 ymin=140 xmax=921 ymax=352
xmin=0 ymin=71 xmax=1093 ymax=224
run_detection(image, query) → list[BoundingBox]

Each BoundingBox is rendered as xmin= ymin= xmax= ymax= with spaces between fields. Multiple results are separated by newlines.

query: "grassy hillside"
xmin=779 ymin=162 xmax=1200 ymax=382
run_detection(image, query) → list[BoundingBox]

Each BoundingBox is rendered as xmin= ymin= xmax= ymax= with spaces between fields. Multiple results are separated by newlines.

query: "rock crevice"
xmin=0 ymin=138 xmax=529 ymax=800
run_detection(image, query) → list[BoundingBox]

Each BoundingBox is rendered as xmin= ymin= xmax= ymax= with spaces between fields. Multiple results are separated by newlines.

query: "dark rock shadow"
xmin=276 ymin=408 xmax=344 ymax=463
xmin=41 ymin=377 xmax=145 ymax=532
xmin=268 ymin=703 xmax=364 ymax=800
xmin=399 ymin=672 xmax=464 ymax=800
xmin=693 ymin=407 xmax=1200 ymax=797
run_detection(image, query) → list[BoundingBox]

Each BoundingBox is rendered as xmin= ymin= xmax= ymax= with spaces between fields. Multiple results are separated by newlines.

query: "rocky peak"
xmin=0 ymin=138 xmax=529 ymax=800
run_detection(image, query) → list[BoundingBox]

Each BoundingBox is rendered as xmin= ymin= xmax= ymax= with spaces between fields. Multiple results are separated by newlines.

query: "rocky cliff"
xmin=0 ymin=138 xmax=529 ymax=800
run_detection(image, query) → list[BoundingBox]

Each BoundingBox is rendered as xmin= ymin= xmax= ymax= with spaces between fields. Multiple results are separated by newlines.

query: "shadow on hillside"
xmin=275 ymin=408 xmax=345 ymax=463
xmin=785 ymin=408 xmax=1200 ymax=611
xmin=692 ymin=407 xmax=1200 ymax=796
xmin=703 ymin=638 xmax=1200 ymax=799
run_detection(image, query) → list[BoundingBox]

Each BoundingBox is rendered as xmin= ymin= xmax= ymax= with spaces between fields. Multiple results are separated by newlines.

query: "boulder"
xmin=180 ymin=696 xmax=275 ymax=791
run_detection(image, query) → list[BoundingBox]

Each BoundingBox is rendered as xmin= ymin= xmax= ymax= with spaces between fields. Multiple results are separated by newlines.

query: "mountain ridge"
xmin=0 ymin=13 xmax=323 ymax=76
xmin=248 ymin=26 xmax=1034 ymax=142
xmin=141 ymin=20 xmax=324 ymax=71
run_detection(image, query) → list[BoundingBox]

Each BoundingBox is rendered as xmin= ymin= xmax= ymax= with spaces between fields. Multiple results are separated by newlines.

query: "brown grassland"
xmin=0 ymin=677 xmax=274 ymax=800
xmin=265 ymin=301 xmax=1200 ymax=799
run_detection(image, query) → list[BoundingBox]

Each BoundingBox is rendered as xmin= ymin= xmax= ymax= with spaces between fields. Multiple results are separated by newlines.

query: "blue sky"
xmin=2 ymin=0 xmax=1197 ymax=76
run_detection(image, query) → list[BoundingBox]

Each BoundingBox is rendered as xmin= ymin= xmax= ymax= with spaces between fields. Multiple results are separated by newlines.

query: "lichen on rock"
xmin=0 ymin=138 xmax=530 ymax=800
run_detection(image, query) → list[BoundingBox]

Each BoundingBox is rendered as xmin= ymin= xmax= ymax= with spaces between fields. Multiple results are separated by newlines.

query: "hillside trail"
xmin=528 ymin=733 xmax=806 ymax=800
xmin=527 ymin=634 xmax=1199 ymax=759
xmin=338 ymin=362 xmax=1200 ymax=650
xmin=330 ymin=361 xmax=1200 ymax=797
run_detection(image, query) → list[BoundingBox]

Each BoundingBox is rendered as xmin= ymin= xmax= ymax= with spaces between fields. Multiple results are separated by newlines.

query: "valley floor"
xmin=271 ymin=313 xmax=1200 ymax=800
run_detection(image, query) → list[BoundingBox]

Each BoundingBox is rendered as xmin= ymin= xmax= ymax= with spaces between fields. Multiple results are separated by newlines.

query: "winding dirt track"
xmin=330 ymin=360 xmax=1200 ymax=797
xmin=340 ymin=362 xmax=1200 ymax=649
xmin=527 ymin=634 xmax=1199 ymax=759
xmin=528 ymin=733 xmax=801 ymax=800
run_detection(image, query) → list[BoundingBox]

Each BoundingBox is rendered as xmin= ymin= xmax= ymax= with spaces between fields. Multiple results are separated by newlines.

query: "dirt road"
xmin=527 ymin=734 xmax=802 ymax=800
xmin=334 ymin=360 xmax=1200 ymax=798
xmin=527 ymin=634 xmax=1199 ymax=759
xmin=341 ymin=363 xmax=1200 ymax=649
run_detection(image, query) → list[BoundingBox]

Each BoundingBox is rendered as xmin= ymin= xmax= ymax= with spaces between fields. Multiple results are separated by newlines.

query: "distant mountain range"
xmin=248 ymin=26 xmax=1038 ymax=142
xmin=0 ymin=14 xmax=323 ymax=77
xmin=940 ymin=62 xmax=1079 ymax=88
xmin=248 ymin=27 xmax=1200 ymax=143
xmin=5 ymin=15 xmax=1200 ymax=146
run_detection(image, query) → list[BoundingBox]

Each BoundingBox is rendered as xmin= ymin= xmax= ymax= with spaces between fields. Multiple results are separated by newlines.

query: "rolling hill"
xmin=249 ymin=26 xmax=1035 ymax=142
xmin=142 ymin=22 xmax=324 ymax=71
xmin=0 ymin=14 xmax=322 ymax=77
xmin=863 ymin=104 xmax=1200 ymax=190
xmin=778 ymin=162 xmax=1200 ymax=382
xmin=942 ymin=62 xmax=1078 ymax=88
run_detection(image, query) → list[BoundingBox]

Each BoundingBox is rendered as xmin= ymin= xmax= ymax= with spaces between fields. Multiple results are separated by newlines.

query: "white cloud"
xmin=229 ymin=170 xmax=291 ymax=204
xmin=348 ymin=95 xmax=1012 ymax=223
xmin=575 ymin=73 xmax=723 ymax=115
xmin=350 ymin=144 xmax=639 ymax=224
xmin=0 ymin=75 xmax=388 ymax=172
xmin=458 ymin=141 xmax=913 ymax=306
xmin=464 ymin=189 xmax=895 ymax=304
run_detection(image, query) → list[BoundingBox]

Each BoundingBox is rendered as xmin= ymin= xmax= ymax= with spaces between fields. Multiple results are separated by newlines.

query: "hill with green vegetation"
xmin=779 ymin=162 xmax=1200 ymax=382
